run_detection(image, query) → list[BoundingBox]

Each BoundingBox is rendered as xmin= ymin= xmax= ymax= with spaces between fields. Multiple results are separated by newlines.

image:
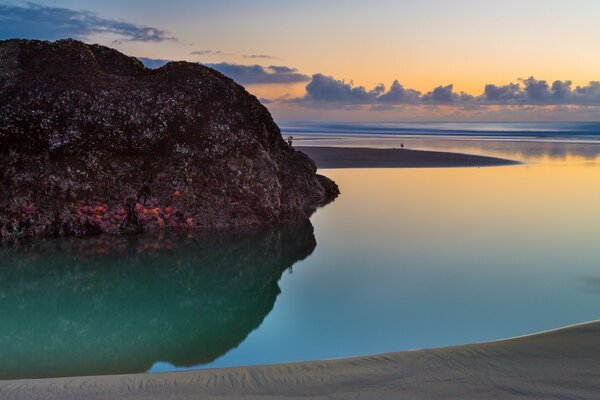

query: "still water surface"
xmin=1 ymin=131 xmax=600 ymax=379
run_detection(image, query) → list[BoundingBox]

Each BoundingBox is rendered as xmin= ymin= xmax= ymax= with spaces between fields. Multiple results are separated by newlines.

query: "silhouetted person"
xmin=287 ymin=136 xmax=294 ymax=147
xmin=400 ymin=143 xmax=404 ymax=148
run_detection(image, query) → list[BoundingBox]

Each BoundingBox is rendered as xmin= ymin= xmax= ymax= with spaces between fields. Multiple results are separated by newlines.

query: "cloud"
xmin=378 ymin=80 xmax=421 ymax=103
xmin=421 ymin=84 xmax=474 ymax=104
xmin=480 ymin=77 xmax=600 ymax=105
xmin=305 ymin=74 xmax=374 ymax=103
xmin=422 ymin=84 xmax=456 ymax=103
xmin=190 ymin=50 xmax=222 ymax=56
xmin=0 ymin=2 xmax=177 ymax=43
xmin=265 ymin=65 xmax=295 ymax=74
xmin=292 ymin=75 xmax=471 ymax=106
xmin=189 ymin=51 xmax=280 ymax=60
xmin=137 ymin=58 xmax=309 ymax=85
xmin=293 ymin=74 xmax=384 ymax=104
xmin=243 ymin=54 xmax=281 ymax=60
xmin=483 ymin=83 xmax=521 ymax=101
xmin=289 ymin=74 xmax=600 ymax=108
xmin=575 ymin=81 xmax=600 ymax=97
xmin=132 ymin=58 xmax=600 ymax=110
xmin=206 ymin=63 xmax=310 ymax=85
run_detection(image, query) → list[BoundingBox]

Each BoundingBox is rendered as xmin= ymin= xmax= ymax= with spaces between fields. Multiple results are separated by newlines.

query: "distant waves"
xmin=281 ymin=122 xmax=600 ymax=141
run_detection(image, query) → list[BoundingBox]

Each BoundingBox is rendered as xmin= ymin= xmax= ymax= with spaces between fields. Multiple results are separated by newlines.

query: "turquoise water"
xmin=0 ymin=224 xmax=316 ymax=379
xmin=2 ymin=129 xmax=600 ymax=379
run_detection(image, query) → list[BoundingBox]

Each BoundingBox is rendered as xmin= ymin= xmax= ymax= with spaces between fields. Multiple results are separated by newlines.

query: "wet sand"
xmin=297 ymin=146 xmax=519 ymax=168
xmin=1 ymin=321 xmax=599 ymax=399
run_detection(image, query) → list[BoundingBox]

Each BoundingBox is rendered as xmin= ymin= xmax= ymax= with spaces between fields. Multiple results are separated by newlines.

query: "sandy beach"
xmin=297 ymin=146 xmax=519 ymax=168
xmin=1 ymin=321 xmax=599 ymax=399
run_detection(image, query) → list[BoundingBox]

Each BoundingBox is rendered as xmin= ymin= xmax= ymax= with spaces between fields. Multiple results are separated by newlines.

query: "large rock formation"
xmin=0 ymin=39 xmax=338 ymax=241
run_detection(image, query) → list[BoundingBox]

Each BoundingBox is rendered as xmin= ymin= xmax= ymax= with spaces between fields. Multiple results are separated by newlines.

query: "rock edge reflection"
xmin=0 ymin=220 xmax=316 ymax=379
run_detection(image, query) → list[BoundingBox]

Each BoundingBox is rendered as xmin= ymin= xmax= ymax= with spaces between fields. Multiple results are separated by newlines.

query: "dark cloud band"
xmin=483 ymin=78 xmax=600 ymax=105
xmin=290 ymin=74 xmax=600 ymax=107
xmin=204 ymin=63 xmax=310 ymax=85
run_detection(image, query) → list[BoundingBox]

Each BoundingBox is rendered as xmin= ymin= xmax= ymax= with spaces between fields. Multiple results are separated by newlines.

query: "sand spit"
xmin=298 ymin=146 xmax=519 ymax=168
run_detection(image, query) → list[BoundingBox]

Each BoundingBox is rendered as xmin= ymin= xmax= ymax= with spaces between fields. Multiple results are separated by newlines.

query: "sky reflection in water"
xmin=1 ymin=130 xmax=600 ymax=378
xmin=284 ymin=121 xmax=600 ymax=163
xmin=200 ymin=130 xmax=600 ymax=369
xmin=202 ymin=159 xmax=600 ymax=370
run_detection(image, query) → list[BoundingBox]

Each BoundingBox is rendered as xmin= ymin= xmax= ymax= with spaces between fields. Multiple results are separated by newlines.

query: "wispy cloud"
xmin=190 ymin=51 xmax=281 ymax=60
xmin=0 ymin=2 xmax=177 ymax=43
xmin=243 ymin=54 xmax=281 ymax=60
xmin=206 ymin=63 xmax=310 ymax=85
xmin=190 ymin=50 xmax=223 ymax=56
xmin=138 ymin=57 xmax=309 ymax=85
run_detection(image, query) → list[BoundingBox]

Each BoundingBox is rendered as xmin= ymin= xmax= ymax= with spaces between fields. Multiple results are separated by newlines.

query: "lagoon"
xmin=2 ymin=128 xmax=600 ymax=379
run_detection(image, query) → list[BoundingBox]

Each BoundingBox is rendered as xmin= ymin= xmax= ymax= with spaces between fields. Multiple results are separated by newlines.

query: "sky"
xmin=1 ymin=0 xmax=600 ymax=122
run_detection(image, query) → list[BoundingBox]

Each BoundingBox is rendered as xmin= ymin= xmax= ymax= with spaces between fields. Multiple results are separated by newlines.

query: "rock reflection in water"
xmin=0 ymin=221 xmax=316 ymax=379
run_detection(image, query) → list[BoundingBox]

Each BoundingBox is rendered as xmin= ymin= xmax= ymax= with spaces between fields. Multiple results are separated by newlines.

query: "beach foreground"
xmin=297 ymin=146 xmax=518 ymax=168
xmin=2 ymin=321 xmax=599 ymax=399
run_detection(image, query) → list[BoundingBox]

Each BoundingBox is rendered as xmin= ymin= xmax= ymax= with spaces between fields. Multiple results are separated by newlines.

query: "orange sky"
xmin=111 ymin=0 xmax=600 ymax=94
xmin=6 ymin=0 xmax=600 ymax=120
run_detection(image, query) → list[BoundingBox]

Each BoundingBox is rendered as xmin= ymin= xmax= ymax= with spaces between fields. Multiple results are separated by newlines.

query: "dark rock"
xmin=0 ymin=39 xmax=339 ymax=241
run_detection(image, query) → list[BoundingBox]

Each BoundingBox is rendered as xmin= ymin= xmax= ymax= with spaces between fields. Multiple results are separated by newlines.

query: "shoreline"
xmin=2 ymin=321 xmax=600 ymax=399
xmin=297 ymin=145 xmax=519 ymax=168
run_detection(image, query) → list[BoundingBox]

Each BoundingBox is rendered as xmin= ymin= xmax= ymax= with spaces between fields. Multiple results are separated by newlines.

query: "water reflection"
xmin=0 ymin=221 xmax=316 ymax=379
xmin=293 ymin=134 xmax=600 ymax=164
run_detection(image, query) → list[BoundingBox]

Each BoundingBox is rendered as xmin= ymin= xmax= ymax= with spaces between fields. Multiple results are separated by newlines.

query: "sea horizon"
xmin=281 ymin=121 xmax=600 ymax=141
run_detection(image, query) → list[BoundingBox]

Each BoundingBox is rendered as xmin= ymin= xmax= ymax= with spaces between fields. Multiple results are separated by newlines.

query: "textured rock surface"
xmin=0 ymin=39 xmax=339 ymax=241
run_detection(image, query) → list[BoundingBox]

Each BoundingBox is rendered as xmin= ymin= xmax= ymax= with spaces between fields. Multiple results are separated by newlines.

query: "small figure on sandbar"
xmin=287 ymin=136 xmax=294 ymax=148
xmin=400 ymin=143 xmax=404 ymax=148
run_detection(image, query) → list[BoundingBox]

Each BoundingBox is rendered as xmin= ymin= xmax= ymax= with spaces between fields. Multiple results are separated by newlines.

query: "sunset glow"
xmin=2 ymin=0 xmax=600 ymax=121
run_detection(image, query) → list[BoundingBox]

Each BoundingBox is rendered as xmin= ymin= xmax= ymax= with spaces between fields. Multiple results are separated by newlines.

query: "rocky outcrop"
xmin=0 ymin=39 xmax=339 ymax=241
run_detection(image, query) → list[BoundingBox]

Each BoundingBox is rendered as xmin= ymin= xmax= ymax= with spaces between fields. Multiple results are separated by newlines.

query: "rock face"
xmin=0 ymin=39 xmax=339 ymax=241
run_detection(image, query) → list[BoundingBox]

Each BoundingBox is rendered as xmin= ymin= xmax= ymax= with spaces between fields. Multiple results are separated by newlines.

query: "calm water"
xmin=2 ymin=123 xmax=600 ymax=379
xmin=283 ymin=121 xmax=600 ymax=163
